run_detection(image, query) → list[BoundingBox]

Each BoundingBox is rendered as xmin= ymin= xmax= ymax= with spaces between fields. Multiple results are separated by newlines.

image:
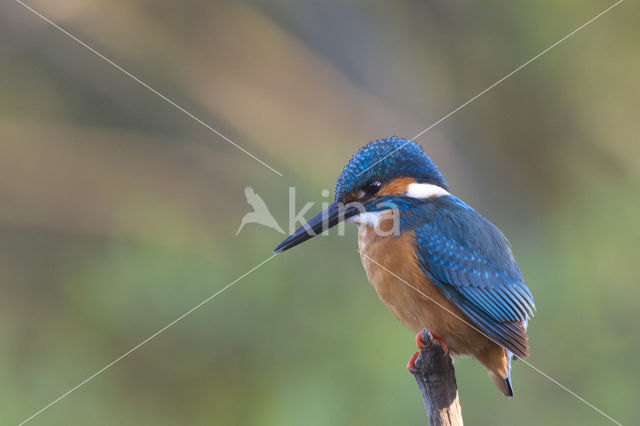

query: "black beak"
xmin=273 ymin=201 xmax=360 ymax=253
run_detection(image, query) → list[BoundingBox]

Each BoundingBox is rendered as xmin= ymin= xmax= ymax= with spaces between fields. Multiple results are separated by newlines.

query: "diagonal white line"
xmin=17 ymin=253 xmax=279 ymax=426
xmin=14 ymin=0 xmax=283 ymax=177
xmin=410 ymin=0 xmax=623 ymax=142
xmin=358 ymin=0 xmax=624 ymax=177
xmin=358 ymin=250 xmax=622 ymax=425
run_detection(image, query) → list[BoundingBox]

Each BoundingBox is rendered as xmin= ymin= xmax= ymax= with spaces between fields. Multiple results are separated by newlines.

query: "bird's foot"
xmin=409 ymin=330 xmax=452 ymax=375
xmin=407 ymin=351 xmax=419 ymax=373
xmin=431 ymin=331 xmax=449 ymax=355
xmin=415 ymin=330 xmax=449 ymax=355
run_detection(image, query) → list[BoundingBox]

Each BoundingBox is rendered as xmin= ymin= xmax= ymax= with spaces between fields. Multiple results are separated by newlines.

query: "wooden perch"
xmin=411 ymin=329 xmax=463 ymax=426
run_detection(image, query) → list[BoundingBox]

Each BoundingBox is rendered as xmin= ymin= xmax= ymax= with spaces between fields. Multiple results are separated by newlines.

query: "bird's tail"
xmin=487 ymin=350 xmax=514 ymax=398
xmin=479 ymin=345 xmax=514 ymax=398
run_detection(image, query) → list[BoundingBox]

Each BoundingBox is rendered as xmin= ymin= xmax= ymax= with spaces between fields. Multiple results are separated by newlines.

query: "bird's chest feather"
xmin=357 ymin=221 xmax=476 ymax=353
xmin=357 ymin=222 xmax=433 ymax=332
xmin=358 ymin=224 xmax=418 ymax=298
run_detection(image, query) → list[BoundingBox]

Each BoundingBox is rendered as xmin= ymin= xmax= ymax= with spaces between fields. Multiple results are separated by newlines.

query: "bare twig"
xmin=411 ymin=329 xmax=463 ymax=426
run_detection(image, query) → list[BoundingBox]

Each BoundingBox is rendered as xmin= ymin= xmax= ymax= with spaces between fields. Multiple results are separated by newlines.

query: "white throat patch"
xmin=405 ymin=182 xmax=450 ymax=199
xmin=348 ymin=211 xmax=383 ymax=227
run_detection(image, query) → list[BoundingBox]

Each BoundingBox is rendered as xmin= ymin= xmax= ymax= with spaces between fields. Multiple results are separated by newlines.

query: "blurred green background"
xmin=1 ymin=1 xmax=638 ymax=425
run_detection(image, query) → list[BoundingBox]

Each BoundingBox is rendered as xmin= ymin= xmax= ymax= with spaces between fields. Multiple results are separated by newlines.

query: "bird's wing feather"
xmin=412 ymin=197 xmax=535 ymax=358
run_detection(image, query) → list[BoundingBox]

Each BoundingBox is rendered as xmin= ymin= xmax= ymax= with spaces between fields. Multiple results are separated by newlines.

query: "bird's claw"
xmin=415 ymin=331 xmax=425 ymax=350
xmin=410 ymin=330 xmax=450 ymax=374
xmin=431 ymin=332 xmax=449 ymax=356
xmin=407 ymin=351 xmax=419 ymax=373
xmin=415 ymin=330 xmax=449 ymax=355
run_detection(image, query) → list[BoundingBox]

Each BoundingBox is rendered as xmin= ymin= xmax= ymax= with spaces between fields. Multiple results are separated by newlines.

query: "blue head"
xmin=334 ymin=136 xmax=447 ymax=202
xmin=274 ymin=137 xmax=448 ymax=253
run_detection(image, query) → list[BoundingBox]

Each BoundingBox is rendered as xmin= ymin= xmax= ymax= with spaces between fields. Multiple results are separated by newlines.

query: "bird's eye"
xmin=363 ymin=180 xmax=382 ymax=195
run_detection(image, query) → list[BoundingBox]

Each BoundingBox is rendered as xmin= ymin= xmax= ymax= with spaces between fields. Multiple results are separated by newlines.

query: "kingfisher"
xmin=274 ymin=137 xmax=535 ymax=397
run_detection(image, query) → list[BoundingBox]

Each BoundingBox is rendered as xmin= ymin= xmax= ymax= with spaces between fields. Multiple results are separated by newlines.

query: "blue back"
xmin=401 ymin=195 xmax=535 ymax=357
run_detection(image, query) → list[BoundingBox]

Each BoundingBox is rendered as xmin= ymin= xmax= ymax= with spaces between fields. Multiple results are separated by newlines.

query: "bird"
xmin=236 ymin=186 xmax=285 ymax=235
xmin=274 ymin=137 xmax=535 ymax=397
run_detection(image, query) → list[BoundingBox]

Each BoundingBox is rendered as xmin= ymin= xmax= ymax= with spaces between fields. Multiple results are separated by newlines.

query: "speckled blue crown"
xmin=334 ymin=137 xmax=448 ymax=200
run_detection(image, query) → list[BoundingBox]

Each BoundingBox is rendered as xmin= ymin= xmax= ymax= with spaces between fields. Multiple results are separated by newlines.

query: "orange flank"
xmin=358 ymin=217 xmax=512 ymax=395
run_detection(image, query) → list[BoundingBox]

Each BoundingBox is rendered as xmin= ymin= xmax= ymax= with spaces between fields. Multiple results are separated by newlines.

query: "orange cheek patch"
xmin=377 ymin=177 xmax=416 ymax=196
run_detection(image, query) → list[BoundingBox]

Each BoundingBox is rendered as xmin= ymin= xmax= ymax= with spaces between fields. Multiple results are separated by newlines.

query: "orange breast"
xmin=357 ymin=218 xmax=494 ymax=357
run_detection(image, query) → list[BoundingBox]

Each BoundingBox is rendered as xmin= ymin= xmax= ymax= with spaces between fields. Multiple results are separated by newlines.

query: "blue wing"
xmin=410 ymin=196 xmax=535 ymax=358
